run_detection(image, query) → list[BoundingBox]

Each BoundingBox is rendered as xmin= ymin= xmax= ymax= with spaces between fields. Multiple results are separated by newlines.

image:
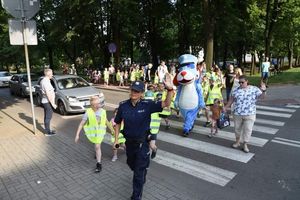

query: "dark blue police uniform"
xmin=115 ymin=98 xmax=162 ymax=200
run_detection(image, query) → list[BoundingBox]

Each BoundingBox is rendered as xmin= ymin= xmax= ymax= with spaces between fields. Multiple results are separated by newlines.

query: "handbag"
xmin=217 ymin=112 xmax=230 ymax=129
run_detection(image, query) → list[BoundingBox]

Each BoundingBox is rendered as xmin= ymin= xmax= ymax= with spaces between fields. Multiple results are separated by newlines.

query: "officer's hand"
xmin=163 ymin=73 xmax=174 ymax=90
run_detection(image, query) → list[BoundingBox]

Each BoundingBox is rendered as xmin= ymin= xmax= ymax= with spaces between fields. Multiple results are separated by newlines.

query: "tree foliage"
xmin=0 ymin=0 xmax=299 ymax=72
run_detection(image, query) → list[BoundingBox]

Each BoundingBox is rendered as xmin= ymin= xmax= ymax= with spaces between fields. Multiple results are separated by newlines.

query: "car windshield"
xmin=0 ymin=72 xmax=11 ymax=77
xmin=57 ymin=77 xmax=89 ymax=90
xmin=21 ymin=75 xmax=39 ymax=82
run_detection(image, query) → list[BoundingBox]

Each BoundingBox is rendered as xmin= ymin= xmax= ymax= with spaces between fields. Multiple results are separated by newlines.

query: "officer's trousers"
xmin=125 ymin=141 xmax=150 ymax=200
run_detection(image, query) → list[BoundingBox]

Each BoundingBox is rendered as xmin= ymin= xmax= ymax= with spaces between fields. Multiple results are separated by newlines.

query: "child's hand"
xmin=75 ymin=135 xmax=79 ymax=143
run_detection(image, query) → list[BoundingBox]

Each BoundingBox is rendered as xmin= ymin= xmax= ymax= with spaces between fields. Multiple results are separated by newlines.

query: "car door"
xmin=9 ymin=75 xmax=18 ymax=93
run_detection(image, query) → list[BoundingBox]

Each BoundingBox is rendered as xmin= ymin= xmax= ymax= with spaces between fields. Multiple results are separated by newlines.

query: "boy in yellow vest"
xmin=75 ymin=96 xmax=112 ymax=173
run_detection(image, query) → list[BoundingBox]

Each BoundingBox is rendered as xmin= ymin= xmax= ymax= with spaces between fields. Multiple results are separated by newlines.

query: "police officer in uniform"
xmin=114 ymin=74 xmax=174 ymax=200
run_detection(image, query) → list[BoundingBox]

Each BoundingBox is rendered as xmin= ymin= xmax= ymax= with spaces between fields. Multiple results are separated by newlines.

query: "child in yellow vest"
xmin=75 ymin=96 xmax=113 ymax=173
xmin=109 ymin=108 xmax=126 ymax=162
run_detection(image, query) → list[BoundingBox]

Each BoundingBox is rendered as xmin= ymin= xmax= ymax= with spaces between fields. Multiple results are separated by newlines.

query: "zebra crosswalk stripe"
xmin=256 ymin=110 xmax=292 ymax=118
xmin=256 ymin=105 xmax=296 ymax=113
xmin=194 ymin=117 xmax=279 ymax=135
xmin=169 ymin=120 xmax=268 ymax=147
xmin=158 ymin=131 xmax=254 ymax=163
xmin=155 ymin=150 xmax=237 ymax=186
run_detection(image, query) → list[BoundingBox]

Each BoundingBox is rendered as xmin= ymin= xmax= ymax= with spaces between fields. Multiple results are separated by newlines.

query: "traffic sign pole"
xmin=20 ymin=0 xmax=37 ymax=134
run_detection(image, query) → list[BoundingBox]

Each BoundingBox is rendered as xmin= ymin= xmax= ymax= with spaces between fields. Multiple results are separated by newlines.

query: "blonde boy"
xmin=75 ymin=96 xmax=112 ymax=173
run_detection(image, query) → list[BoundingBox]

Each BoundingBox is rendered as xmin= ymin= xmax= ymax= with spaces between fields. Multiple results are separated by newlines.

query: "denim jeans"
xmin=43 ymin=103 xmax=53 ymax=133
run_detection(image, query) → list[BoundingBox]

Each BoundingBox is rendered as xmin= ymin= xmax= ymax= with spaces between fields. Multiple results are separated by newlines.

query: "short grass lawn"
xmin=247 ymin=67 xmax=300 ymax=86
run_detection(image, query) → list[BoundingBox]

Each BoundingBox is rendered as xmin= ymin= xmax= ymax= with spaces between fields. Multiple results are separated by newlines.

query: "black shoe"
xmin=204 ymin=121 xmax=212 ymax=127
xmin=95 ymin=163 xmax=102 ymax=173
xmin=197 ymin=113 xmax=201 ymax=118
xmin=183 ymin=131 xmax=189 ymax=137
xmin=45 ymin=131 xmax=56 ymax=136
xmin=151 ymin=149 xmax=157 ymax=159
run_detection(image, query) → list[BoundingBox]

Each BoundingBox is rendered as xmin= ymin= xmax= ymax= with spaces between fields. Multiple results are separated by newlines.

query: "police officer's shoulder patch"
xmin=119 ymin=100 xmax=128 ymax=105
xmin=141 ymin=99 xmax=150 ymax=104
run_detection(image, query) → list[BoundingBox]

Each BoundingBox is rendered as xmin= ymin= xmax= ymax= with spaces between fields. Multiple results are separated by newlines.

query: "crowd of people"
xmin=41 ymin=58 xmax=267 ymax=200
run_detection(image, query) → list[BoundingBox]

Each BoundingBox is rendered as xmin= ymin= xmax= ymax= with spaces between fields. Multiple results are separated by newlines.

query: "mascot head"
xmin=175 ymin=54 xmax=199 ymax=86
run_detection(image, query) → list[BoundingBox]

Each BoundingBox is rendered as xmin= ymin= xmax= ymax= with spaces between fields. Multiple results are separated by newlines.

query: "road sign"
xmin=9 ymin=19 xmax=37 ymax=45
xmin=108 ymin=43 xmax=117 ymax=53
xmin=1 ymin=0 xmax=40 ymax=20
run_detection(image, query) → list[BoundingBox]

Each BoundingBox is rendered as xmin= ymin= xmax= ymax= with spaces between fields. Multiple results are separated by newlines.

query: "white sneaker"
xmin=111 ymin=155 xmax=118 ymax=162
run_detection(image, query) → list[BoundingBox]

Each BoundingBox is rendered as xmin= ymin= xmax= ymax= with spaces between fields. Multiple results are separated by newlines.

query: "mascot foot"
xmin=183 ymin=131 xmax=189 ymax=137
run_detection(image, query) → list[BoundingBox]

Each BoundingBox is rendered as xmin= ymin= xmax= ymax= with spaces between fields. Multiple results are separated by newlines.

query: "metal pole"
xmin=20 ymin=0 xmax=37 ymax=134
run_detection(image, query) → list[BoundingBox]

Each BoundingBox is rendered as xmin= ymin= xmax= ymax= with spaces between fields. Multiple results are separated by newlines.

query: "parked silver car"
xmin=35 ymin=75 xmax=105 ymax=115
xmin=9 ymin=73 xmax=39 ymax=97
xmin=0 ymin=71 xmax=13 ymax=87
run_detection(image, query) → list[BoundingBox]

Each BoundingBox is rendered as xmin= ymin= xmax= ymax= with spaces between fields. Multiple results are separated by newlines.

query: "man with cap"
xmin=114 ymin=75 xmax=174 ymax=200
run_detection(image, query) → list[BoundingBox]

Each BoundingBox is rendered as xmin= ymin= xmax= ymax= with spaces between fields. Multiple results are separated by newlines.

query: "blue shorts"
xmin=261 ymin=72 xmax=269 ymax=80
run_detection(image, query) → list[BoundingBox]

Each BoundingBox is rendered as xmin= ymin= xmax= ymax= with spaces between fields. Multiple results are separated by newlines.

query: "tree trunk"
xmin=251 ymin=52 xmax=256 ymax=76
xmin=288 ymin=40 xmax=293 ymax=69
xmin=264 ymin=0 xmax=280 ymax=58
xmin=203 ymin=0 xmax=214 ymax=71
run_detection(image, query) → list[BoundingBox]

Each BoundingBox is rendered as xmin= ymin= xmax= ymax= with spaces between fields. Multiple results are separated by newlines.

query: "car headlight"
xmin=67 ymin=96 xmax=78 ymax=102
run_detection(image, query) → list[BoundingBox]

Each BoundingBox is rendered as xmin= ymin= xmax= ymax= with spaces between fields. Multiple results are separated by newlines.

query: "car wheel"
xmin=58 ymin=101 xmax=67 ymax=115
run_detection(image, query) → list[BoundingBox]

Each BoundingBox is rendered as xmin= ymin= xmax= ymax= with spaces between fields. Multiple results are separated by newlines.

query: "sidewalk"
xmin=0 ymin=98 xmax=187 ymax=200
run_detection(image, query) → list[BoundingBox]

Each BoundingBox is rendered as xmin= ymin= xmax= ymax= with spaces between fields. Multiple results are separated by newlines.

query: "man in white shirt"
xmin=157 ymin=61 xmax=168 ymax=83
xmin=261 ymin=57 xmax=270 ymax=87
xmin=40 ymin=68 xmax=57 ymax=136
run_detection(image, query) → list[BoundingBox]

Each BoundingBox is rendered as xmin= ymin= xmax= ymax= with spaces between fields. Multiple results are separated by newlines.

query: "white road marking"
xmin=155 ymin=150 xmax=237 ymax=186
xmin=285 ymin=104 xmax=300 ymax=108
xmin=102 ymin=133 xmax=237 ymax=186
xmin=256 ymin=105 xmax=296 ymax=113
xmin=194 ymin=118 xmax=279 ymax=134
xmin=271 ymin=140 xmax=300 ymax=148
xmin=169 ymin=120 xmax=268 ymax=147
xmin=158 ymin=131 xmax=254 ymax=163
xmin=273 ymin=137 xmax=300 ymax=145
xmin=256 ymin=110 xmax=291 ymax=118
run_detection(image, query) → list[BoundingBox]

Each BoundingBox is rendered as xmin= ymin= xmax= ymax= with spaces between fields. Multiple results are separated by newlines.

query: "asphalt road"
xmin=1 ymin=87 xmax=300 ymax=200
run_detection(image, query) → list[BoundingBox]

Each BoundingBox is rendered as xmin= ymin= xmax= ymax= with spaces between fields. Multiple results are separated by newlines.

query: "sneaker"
xmin=95 ymin=163 xmax=102 ymax=173
xmin=151 ymin=149 xmax=157 ymax=159
xmin=208 ymin=133 xmax=213 ymax=138
xmin=243 ymin=144 xmax=250 ymax=153
xmin=232 ymin=142 xmax=240 ymax=149
xmin=204 ymin=121 xmax=212 ymax=127
xmin=45 ymin=131 xmax=56 ymax=136
xmin=111 ymin=155 xmax=118 ymax=162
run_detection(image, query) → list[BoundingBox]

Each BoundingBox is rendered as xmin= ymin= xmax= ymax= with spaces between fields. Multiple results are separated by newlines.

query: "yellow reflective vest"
xmin=206 ymin=84 xmax=223 ymax=105
xmin=145 ymin=95 xmax=162 ymax=134
xmin=83 ymin=108 xmax=107 ymax=144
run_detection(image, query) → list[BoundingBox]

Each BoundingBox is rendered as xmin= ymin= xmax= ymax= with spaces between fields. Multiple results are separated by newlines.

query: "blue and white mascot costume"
xmin=173 ymin=54 xmax=205 ymax=136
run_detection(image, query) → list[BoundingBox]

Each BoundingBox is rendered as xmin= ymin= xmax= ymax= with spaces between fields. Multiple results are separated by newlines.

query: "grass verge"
xmin=247 ymin=67 xmax=300 ymax=86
